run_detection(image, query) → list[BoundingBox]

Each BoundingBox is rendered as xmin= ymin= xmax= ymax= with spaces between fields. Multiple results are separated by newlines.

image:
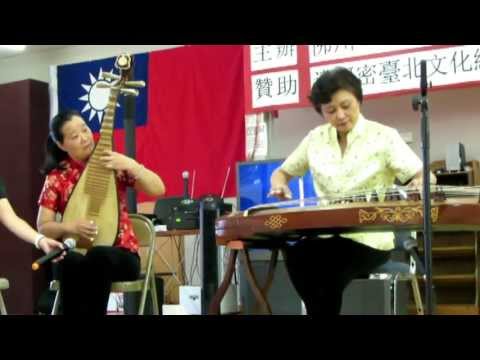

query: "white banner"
xmin=308 ymin=45 xmax=431 ymax=63
xmin=251 ymin=69 xmax=299 ymax=108
xmin=245 ymin=113 xmax=270 ymax=159
xmin=250 ymin=45 xmax=298 ymax=71
xmin=310 ymin=45 xmax=480 ymax=95
xmin=244 ymin=45 xmax=479 ymax=113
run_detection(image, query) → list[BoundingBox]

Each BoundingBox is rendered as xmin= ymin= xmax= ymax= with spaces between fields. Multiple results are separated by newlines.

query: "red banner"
xmin=110 ymin=46 xmax=246 ymax=202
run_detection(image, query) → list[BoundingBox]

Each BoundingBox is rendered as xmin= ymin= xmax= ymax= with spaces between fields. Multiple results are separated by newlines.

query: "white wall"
xmin=271 ymin=85 xmax=480 ymax=163
xmin=0 ymin=45 xmax=183 ymax=84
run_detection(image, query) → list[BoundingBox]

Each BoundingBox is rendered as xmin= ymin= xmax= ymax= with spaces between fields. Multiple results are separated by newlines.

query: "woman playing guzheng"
xmin=36 ymin=110 xmax=165 ymax=315
xmin=269 ymin=67 xmax=436 ymax=315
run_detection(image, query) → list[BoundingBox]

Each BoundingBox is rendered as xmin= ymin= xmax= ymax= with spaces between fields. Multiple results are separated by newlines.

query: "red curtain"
xmin=128 ymin=45 xmax=245 ymax=202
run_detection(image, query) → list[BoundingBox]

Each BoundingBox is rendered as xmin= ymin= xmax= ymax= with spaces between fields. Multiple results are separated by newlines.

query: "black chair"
xmin=368 ymin=231 xmax=425 ymax=315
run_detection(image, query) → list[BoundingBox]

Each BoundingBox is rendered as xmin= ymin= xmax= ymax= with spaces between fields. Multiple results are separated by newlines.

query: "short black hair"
xmin=308 ymin=67 xmax=363 ymax=114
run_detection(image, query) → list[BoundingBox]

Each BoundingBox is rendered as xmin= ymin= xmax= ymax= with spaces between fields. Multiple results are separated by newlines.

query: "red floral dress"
xmin=38 ymin=157 xmax=139 ymax=253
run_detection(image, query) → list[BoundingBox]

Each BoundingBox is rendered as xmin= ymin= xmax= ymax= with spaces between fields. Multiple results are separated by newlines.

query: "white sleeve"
xmin=280 ymin=132 xmax=311 ymax=177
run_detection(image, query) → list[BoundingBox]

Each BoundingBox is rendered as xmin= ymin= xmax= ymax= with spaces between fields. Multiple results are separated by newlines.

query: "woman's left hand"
xmin=38 ymin=237 xmax=67 ymax=262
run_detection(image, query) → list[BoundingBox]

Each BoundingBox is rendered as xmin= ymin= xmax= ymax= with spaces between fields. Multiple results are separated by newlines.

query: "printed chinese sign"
xmin=310 ymin=45 xmax=480 ymax=98
xmin=251 ymin=69 xmax=299 ymax=108
xmin=244 ymin=45 xmax=311 ymax=114
xmin=250 ymin=45 xmax=298 ymax=71
xmin=245 ymin=45 xmax=479 ymax=114
xmin=308 ymin=45 xmax=429 ymax=63
xmin=245 ymin=113 xmax=270 ymax=160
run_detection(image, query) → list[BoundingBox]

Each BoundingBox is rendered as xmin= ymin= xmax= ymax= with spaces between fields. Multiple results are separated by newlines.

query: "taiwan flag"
xmin=55 ymin=53 xmax=149 ymax=132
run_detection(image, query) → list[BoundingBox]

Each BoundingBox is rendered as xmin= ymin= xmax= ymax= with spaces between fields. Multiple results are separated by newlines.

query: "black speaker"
xmin=153 ymin=196 xmax=184 ymax=225
xmin=123 ymin=275 xmax=164 ymax=315
xmin=154 ymin=196 xmax=200 ymax=230
xmin=169 ymin=199 xmax=199 ymax=230
xmin=199 ymin=194 xmax=233 ymax=214
xmin=200 ymin=199 xmax=219 ymax=315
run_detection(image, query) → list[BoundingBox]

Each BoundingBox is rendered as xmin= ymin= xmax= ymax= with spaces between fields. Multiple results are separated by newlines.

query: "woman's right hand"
xmin=65 ymin=220 xmax=98 ymax=242
xmin=268 ymin=184 xmax=293 ymax=201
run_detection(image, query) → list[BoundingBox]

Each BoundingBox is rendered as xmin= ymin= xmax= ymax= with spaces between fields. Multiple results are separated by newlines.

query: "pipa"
xmin=62 ymin=53 xmax=145 ymax=250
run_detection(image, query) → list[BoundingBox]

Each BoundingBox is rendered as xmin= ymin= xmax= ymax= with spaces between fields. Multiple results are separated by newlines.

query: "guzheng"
xmin=215 ymin=185 xmax=480 ymax=246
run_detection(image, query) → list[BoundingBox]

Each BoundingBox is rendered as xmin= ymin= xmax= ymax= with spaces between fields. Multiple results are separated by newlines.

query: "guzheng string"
xmin=244 ymin=185 xmax=480 ymax=213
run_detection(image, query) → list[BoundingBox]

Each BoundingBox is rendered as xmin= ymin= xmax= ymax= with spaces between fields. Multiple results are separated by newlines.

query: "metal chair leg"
xmin=150 ymin=273 xmax=160 ymax=315
xmin=411 ymin=276 xmax=424 ymax=315
xmin=51 ymin=290 xmax=61 ymax=315
xmin=0 ymin=292 xmax=7 ymax=315
xmin=391 ymin=275 xmax=398 ymax=315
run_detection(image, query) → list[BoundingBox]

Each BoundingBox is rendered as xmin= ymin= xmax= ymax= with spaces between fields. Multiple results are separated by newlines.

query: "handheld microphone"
xmin=32 ymin=238 xmax=76 ymax=271
xmin=420 ymin=60 xmax=427 ymax=97
xmin=182 ymin=170 xmax=189 ymax=199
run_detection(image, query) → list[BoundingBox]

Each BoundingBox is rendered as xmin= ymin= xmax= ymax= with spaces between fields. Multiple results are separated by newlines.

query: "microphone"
xmin=32 ymin=238 xmax=76 ymax=271
xmin=182 ymin=170 xmax=189 ymax=199
xmin=420 ymin=60 xmax=427 ymax=97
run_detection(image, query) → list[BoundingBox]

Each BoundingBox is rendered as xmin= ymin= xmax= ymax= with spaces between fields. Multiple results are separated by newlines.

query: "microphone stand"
xmin=411 ymin=59 xmax=435 ymax=315
xmin=124 ymin=57 xmax=137 ymax=214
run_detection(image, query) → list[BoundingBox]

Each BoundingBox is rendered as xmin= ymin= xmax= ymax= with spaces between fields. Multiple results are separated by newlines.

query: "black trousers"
xmin=54 ymin=246 xmax=140 ymax=315
xmin=282 ymin=236 xmax=391 ymax=315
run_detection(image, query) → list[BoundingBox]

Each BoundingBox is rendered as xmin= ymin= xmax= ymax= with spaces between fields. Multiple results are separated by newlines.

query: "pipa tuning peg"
xmin=124 ymin=80 xmax=145 ymax=88
xmin=95 ymin=83 xmax=112 ymax=89
xmin=101 ymin=72 xmax=121 ymax=81
xmin=120 ymin=88 xmax=139 ymax=96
